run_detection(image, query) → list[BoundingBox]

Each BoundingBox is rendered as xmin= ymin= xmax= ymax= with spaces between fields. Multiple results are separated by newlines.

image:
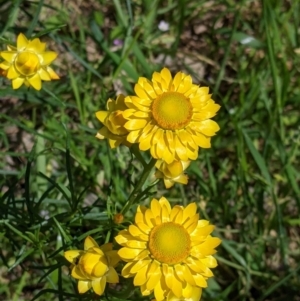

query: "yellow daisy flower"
xmin=0 ymin=33 xmax=59 ymax=90
xmin=96 ymin=94 xmax=130 ymax=148
xmin=123 ymin=68 xmax=220 ymax=164
xmin=115 ymin=197 xmax=221 ymax=301
xmin=64 ymin=236 xmax=120 ymax=295
xmin=155 ymin=160 xmax=191 ymax=189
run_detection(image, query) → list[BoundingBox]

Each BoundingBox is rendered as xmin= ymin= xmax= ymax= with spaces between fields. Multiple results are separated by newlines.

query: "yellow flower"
xmin=123 ymin=68 xmax=220 ymax=164
xmin=115 ymin=197 xmax=221 ymax=301
xmin=155 ymin=160 xmax=191 ymax=189
xmin=0 ymin=33 xmax=59 ymax=90
xmin=64 ymin=236 xmax=120 ymax=295
xmin=96 ymin=94 xmax=130 ymax=148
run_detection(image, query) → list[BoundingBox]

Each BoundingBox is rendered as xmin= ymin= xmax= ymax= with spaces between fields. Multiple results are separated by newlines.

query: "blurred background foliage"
xmin=0 ymin=0 xmax=299 ymax=300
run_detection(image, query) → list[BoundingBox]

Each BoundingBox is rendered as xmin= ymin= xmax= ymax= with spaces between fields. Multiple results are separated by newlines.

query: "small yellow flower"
xmin=115 ymin=197 xmax=221 ymax=301
xmin=155 ymin=160 xmax=191 ymax=189
xmin=0 ymin=33 xmax=59 ymax=90
xmin=64 ymin=236 xmax=120 ymax=296
xmin=123 ymin=68 xmax=220 ymax=164
xmin=96 ymin=94 xmax=130 ymax=148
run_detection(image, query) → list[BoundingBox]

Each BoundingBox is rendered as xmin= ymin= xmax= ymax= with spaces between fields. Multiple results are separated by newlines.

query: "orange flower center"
xmin=15 ymin=51 xmax=40 ymax=76
xmin=151 ymin=92 xmax=193 ymax=130
xmin=148 ymin=222 xmax=191 ymax=264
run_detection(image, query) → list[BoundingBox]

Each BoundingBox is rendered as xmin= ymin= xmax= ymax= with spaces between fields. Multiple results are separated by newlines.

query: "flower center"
xmin=15 ymin=51 xmax=40 ymax=76
xmin=148 ymin=222 xmax=191 ymax=264
xmin=151 ymin=92 xmax=193 ymax=130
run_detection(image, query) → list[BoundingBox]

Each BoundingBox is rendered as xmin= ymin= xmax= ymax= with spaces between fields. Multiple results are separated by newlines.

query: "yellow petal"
xmin=194 ymin=237 xmax=222 ymax=256
xmin=150 ymin=198 xmax=161 ymax=217
xmin=125 ymin=119 xmax=148 ymax=130
xmin=162 ymin=264 xmax=174 ymax=289
xmin=41 ymin=51 xmax=58 ymax=65
xmin=71 ymin=265 xmax=87 ymax=280
xmin=64 ymin=250 xmax=83 ymax=263
xmin=27 ymin=73 xmax=42 ymax=90
xmin=182 ymin=203 xmax=197 ymax=223
xmin=133 ymin=263 xmax=148 ymax=286
xmin=80 ymin=253 xmax=105 ymax=275
xmin=163 ymin=179 xmax=175 ymax=189
xmin=93 ymin=260 xmax=109 ymax=277
xmin=135 ymin=83 xmax=151 ymax=99
xmin=139 ymin=132 xmax=154 ymax=151
xmin=198 ymin=119 xmax=220 ymax=136
xmin=118 ymin=247 xmax=142 ymax=260
xmin=174 ymin=264 xmax=185 ymax=282
xmin=160 ymin=67 xmax=172 ymax=90
xmin=134 ymin=249 xmax=150 ymax=261
xmin=193 ymin=273 xmax=207 ymax=287
xmin=182 ymin=265 xmax=196 ymax=286
xmin=7 ymin=66 xmax=20 ymax=79
xmin=105 ymin=250 xmax=120 ymax=267
xmin=160 ymin=204 xmax=170 ymax=223
xmin=12 ymin=77 xmax=25 ymax=89
xmin=0 ymin=61 xmax=10 ymax=70
xmin=192 ymin=133 xmax=211 ymax=148
xmin=17 ymin=33 xmax=28 ymax=50
xmin=154 ymin=279 xmax=165 ymax=301
xmin=127 ymin=129 xmax=142 ymax=143
xmin=201 ymin=255 xmax=218 ymax=268
xmin=146 ymin=268 xmax=161 ymax=291
xmin=140 ymin=283 xmax=151 ymax=296
xmin=136 ymin=222 xmax=151 ymax=234
xmin=38 ymin=68 xmax=51 ymax=81
xmin=46 ymin=66 xmax=60 ymax=79
xmin=92 ymin=277 xmax=106 ymax=295
xmin=172 ymin=72 xmax=183 ymax=91
xmin=27 ymin=38 xmax=46 ymax=52
xmin=1 ymin=51 xmax=16 ymax=62
xmin=170 ymin=272 xmax=182 ymax=297
xmin=99 ymin=243 xmax=112 ymax=253
xmin=121 ymin=261 xmax=135 ymax=278
xmin=191 ymin=224 xmax=215 ymax=239
xmin=159 ymin=197 xmax=171 ymax=213
xmin=129 ymin=224 xmax=147 ymax=238
xmin=170 ymin=206 xmax=182 ymax=222
xmin=106 ymin=267 xmax=119 ymax=283
xmin=141 ymin=80 xmax=157 ymax=98
xmin=126 ymin=239 xmax=147 ymax=249
xmin=84 ymin=236 xmax=99 ymax=250
xmin=78 ymin=280 xmax=91 ymax=294
xmin=114 ymin=230 xmax=134 ymax=246
xmin=174 ymin=207 xmax=183 ymax=224
xmin=130 ymin=259 xmax=152 ymax=274
xmin=144 ymin=208 xmax=155 ymax=227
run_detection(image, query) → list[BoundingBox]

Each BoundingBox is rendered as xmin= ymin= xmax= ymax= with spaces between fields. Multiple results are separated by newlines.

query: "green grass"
xmin=0 ymin=0 xmax=300 ymax=300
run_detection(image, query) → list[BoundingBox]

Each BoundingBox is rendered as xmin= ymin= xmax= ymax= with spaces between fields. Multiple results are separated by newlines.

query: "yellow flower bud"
xmin=64 ymin=236 xmax=120 ymax=296
xmin=155 ymin=160 xmax=191 ymax=189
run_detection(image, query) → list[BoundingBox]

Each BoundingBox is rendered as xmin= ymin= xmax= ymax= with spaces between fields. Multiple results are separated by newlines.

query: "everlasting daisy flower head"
xmin=155 ymin=160 xmax=191 ymax=189
xmin=0 ymin=33 xmax=59 ymax=90
xmin=123 ymin=68 xmax=220 ymax=164
xmin=96 ymin=94 xmax=131 ymax=148
xmin=115 ymin=197 xmax=221 ymax=301
xmin=64 ymin=236 xmax=120 ymax=295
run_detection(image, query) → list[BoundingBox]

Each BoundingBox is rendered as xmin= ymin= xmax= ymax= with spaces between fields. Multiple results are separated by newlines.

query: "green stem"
xmin=121 ymin=157 xmax=156 ymax=215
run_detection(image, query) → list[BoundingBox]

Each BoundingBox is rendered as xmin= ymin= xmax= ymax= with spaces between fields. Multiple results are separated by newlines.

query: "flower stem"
xmin=121 ymin=157 xmax=156 ymax=215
